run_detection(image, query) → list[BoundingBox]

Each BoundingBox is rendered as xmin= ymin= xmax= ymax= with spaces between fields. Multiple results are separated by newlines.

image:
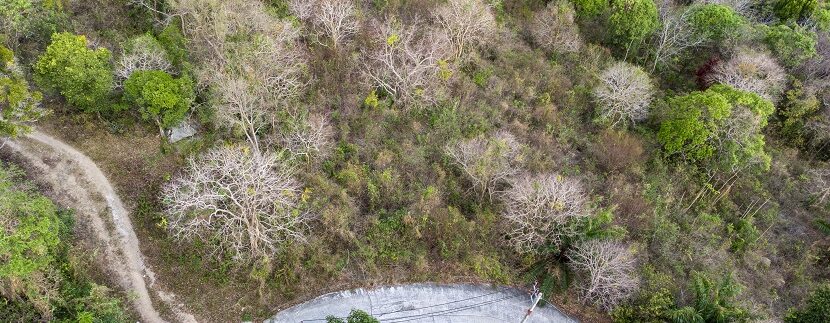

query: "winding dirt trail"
xmin=2 ymin=131 xmax=196 ymax=323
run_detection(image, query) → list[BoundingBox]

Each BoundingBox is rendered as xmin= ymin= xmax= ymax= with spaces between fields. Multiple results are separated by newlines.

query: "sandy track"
xmin=3 ymin=131 xmax=196 ymax=323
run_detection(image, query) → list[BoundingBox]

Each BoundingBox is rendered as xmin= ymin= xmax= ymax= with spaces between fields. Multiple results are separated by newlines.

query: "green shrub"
xmin=34 ymin=32 xmax=113 ymax=113
xmin=156 ymin=21 xmax=189 ymax=71
xmin=688 ymin=4 xmax=744 ymax=42
xmin=123 ymin=70 xmax=194 ymax=136
xmin=777 ymin=78 xmax=821 ymax=147
xmin=0 ymin=165 xmax=63 ymax=317
xmin=1 ymin=0 xmax=67 ymax=44
xmin=611 ymin=288 xmax=677 ymax=322
xmin=786 ymin=283 xmax=830 ymax=322
xmin=607 ymin=0 xmax=659 ymax=48
xmin=570 ymin=0 xmax=608 ymax=17
xmin=728 ymin=217 xmax=760 ymax=253
xmin=0 ymin=162 xmax=128 ymax=321
xmin=775 ymin=0 xmax=818 ymax=21
xmin=691 ymin=272 xmax=749 ymax=322
xmin=764 ymin=24 xmax=818 ymax=68
xmin=0 ymin=45 xmax=47 ymax=138
xmin=326 ymin=309 xmax=379 ymax=323
xmin=813 ymin=4 xmax=830 ymax=31
xmin=658 ymin=84 xmax=774 ymax=171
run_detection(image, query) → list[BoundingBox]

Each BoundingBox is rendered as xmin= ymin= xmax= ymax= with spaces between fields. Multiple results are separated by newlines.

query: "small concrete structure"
xmin=268 ymin=283 xmax=578 ymax=323
xmin=168 ymin=118 xmax=198 ymax=143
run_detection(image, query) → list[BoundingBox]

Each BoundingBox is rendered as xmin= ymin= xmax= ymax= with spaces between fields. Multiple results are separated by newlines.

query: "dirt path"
xmin=2 ymin=131 xmax=196 ymax=323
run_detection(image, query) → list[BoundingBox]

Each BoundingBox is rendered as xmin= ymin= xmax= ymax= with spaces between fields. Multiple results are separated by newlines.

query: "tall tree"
xmin=33 ymin=32 xmax=113 ymax=113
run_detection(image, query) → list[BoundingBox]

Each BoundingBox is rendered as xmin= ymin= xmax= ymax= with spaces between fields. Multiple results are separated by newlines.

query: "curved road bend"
xmin=268 ymin=283 xmax=578 ymax=323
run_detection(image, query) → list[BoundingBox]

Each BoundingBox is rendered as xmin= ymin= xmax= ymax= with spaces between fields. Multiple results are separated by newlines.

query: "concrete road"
xmin=267 ymin=283 xmax=578 ymax=323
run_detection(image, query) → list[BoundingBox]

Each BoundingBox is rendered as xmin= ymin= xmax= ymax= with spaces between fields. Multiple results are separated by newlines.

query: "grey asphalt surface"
xmin=267 ymin=283 xmax=578 ymax=323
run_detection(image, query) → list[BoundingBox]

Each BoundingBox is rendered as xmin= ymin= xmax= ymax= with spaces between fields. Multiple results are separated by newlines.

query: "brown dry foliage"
xmin=591 ymin=130 xmax=645 ymax=174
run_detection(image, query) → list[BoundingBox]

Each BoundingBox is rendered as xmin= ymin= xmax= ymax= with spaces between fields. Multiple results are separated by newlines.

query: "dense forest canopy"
xmin=2 ymin=0 xmax=830 ymax=321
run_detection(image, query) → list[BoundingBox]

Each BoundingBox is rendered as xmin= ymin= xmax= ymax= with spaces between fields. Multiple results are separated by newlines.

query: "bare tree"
xmin=317 ymin=0 xmax=359 ymax=48
xmin=651 ymin=5 xmax=705 ymax=71
xmin=213 ymin=74 xmax=269 ymax=152
xmin=529 ymin=1 xmax=583 ymax=54
xmin=361 ymin=19 xmax=451 ymax=105
xmin=568 ymin=240 xmax=640 ymax=310
xmin=279 ymin=114 xmax=335 ymax=163
xmin=445 ymin=131 xmax=522 ymax=200
xmin=709 ymin=48 xmax=787 ymax=103
xmin=173 ymin=0 xmax=307 ymax=149
xmin=435 ymin=0 xmax=497 ymax=59
xmin=594 ymin=62 xmax=655 ymax=127
xmin=808 ymin=168 xmax=830 ymax=204
xmin=288 ymin=0 xmax=314 ymax=21
xmin=115 ymin=34 xmax=174 ymax=85
xmin=171 ymin=0 xmax=301 ymax=85
xmin=500 ymin=173 xmax=588 ymax=254
xmin=162 ymin=145 xmax=312 ymax=262
xmin=291 ymin=0 xmax=359 ymax=48
xmin=220 ymin=35 xmax=306 ymax=104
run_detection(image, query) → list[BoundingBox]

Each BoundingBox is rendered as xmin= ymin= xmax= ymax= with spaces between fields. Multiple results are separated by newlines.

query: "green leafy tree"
xmin=688 ymin=4 xmax=745 ymax=43
xmin=658 ymin=89 xmax=732 ymax=163
xmin=764 ymin=24 xmax=818 ymax=68
xmin=774 ymin=0 xmax=818 ymax=21
xmin=786 ymin=283 xmax=830 ymax=322
xmin=776 ymin=77 xmax=821 ymax=147
xmin=0 ymin=0 xmax=32 ymax=38
xmin=607 ymin=0 xmax=659 ymax=48
xmin=570 ymin=0 xmax=608 ymax=17
xmin=0 ymin=163 xmax=63 ymax=318
xmin=1 ymin=45 xmax=48 ymax=138
xmin=123 ymin=70 xmax=194 ymax=137
xmin=34 ymin=32 xmax=113 ymax=113
xmin=0 ymin=162 xmax=128 ymax=322
xmin=326 ymin=309 xmax=379 ymax=323
xmin=658 ymin=85 xmax=774 ymax=172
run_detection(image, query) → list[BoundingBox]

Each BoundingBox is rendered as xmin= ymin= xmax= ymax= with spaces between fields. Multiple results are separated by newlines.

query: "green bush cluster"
xmin=786 ymin=284 xmax=830 ymax=323
xmin=658 ymin=84 xmax=774 ymax=172
xmin=688 ymin=4 xmax=745 ymax=43
xmin=0 ymin=162 xmax=127 ymax=322
xmin=0 ymin=44 xmax=47 ymax=137
xmin=607 ymin=0 xmax=659 ymax=48
xmin=34 ymin=32 xmax=113 ymax=113
xmin=764 ymin=24 xmax=818 ymax=68
xmin=123 ymin=70 xmax=194 ymax=136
